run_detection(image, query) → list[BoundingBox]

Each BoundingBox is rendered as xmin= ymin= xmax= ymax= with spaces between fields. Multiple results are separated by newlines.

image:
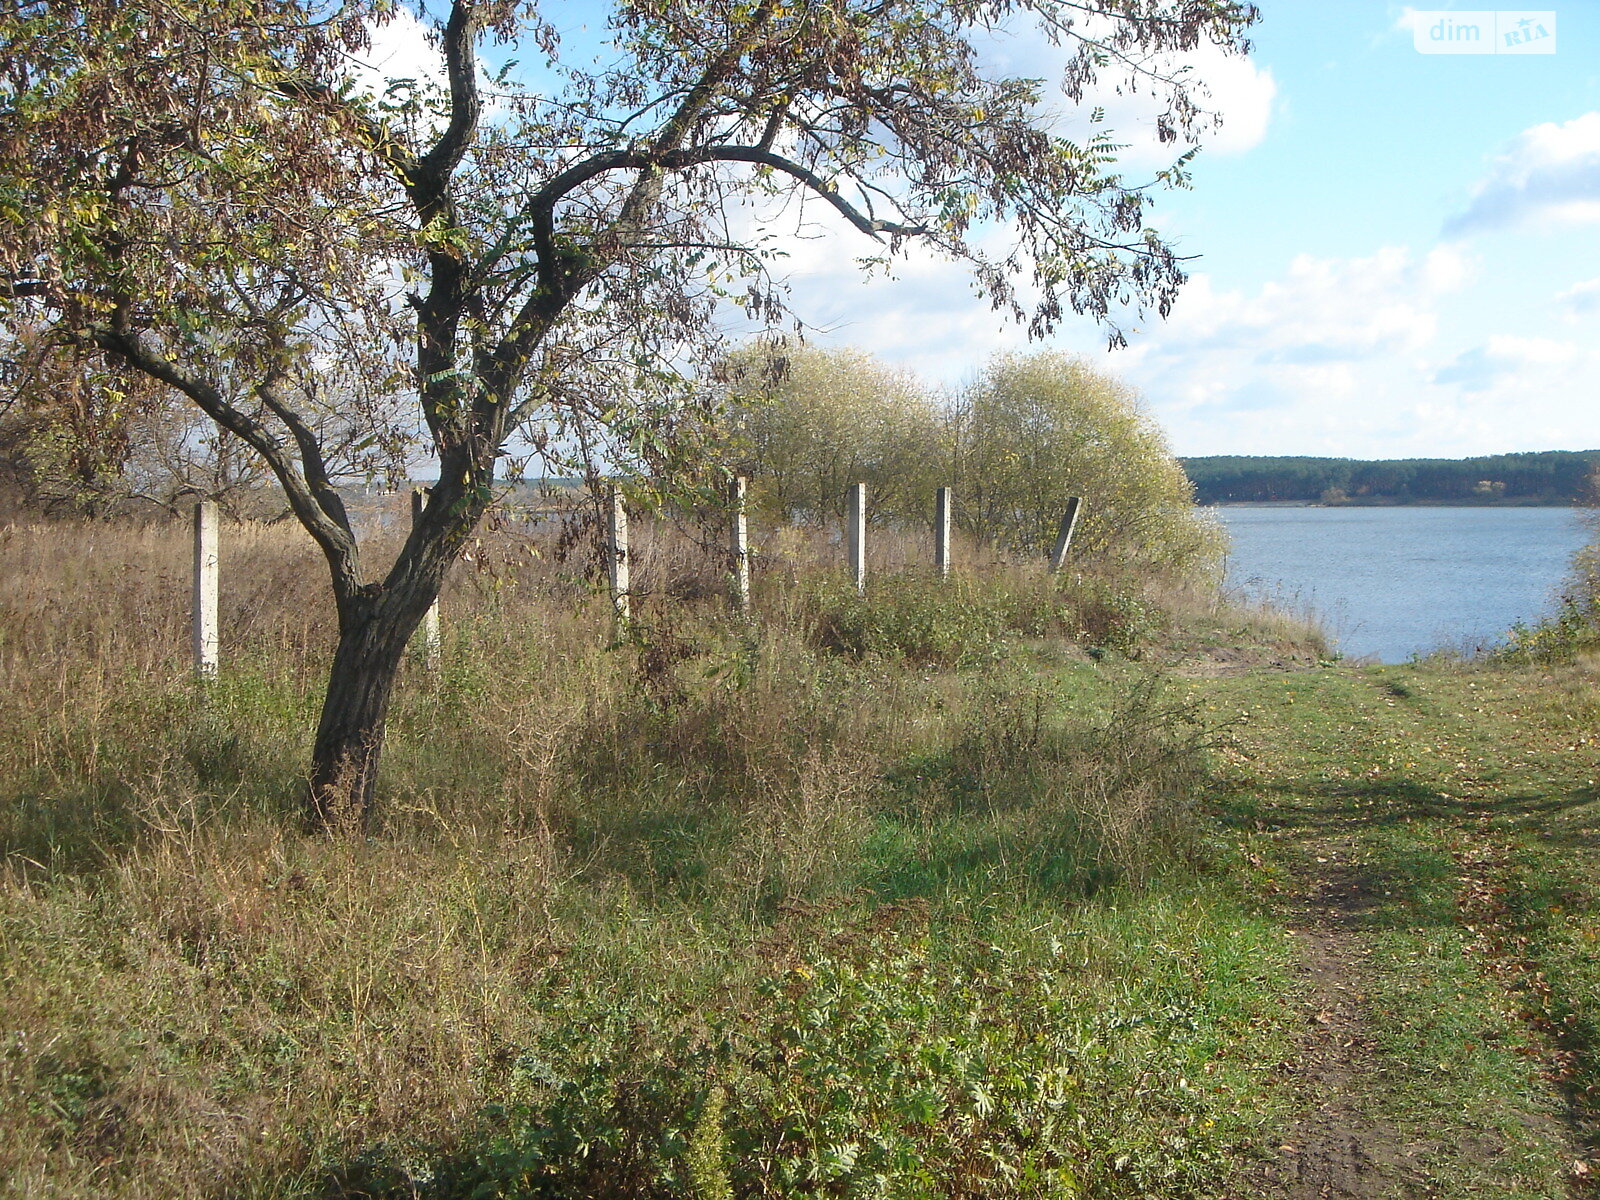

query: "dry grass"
xmin=0 ymin=510 xmax=1310 ymax=1198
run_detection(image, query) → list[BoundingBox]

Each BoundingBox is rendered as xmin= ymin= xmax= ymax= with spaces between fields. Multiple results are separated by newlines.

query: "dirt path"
xmin=1258 ymin=846 xmax=1426 ymax=1199
xmin=1205 ymin=666 xmax=1600 ymax=1199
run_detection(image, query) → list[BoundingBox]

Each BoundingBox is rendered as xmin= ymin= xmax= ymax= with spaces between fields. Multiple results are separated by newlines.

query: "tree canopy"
xmin=0 ymin=0 xmax=1259 ymax=820
xmin=1182 ymin=452 xmax=1600 ymax=505
xmin=720 ymin=340 xmax=946 ymax=527
xmin=721 ymin=341 xmax=1221 ymax=584
xmin=955 ymin=350 xmax=1221 ymax=574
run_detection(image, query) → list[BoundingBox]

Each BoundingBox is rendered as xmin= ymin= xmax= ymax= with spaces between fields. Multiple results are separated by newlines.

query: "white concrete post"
xmin=412 ymin=488 xmax=442 ymax=669
xmin=729 ymin=475 xmax=750 ymax=613
xmin=608 ymin=485 xmax=630 ymax=627
xmin=847 ymin=481 xmax=867 ymax=593
xmin=192 ymin=500 xmax=219 ymax=679
xmin=1049 ymin=496 xmax=1083 ymax=573
xmin=934 ymin=486 xmax=952 ymax=579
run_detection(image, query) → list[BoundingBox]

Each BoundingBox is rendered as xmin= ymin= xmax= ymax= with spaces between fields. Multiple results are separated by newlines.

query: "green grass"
xmin=1195 ymin=663 xmax=1600 ymax=1196
xmin=0 ymin=520 xmax=1318 ymax=1198
xmin=8 ymin=517 xmax=1600 ymax=1197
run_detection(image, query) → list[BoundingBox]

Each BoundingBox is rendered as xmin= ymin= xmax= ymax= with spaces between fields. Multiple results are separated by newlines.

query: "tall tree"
xmin=0 ymin=0 xmax=1258 ymax=824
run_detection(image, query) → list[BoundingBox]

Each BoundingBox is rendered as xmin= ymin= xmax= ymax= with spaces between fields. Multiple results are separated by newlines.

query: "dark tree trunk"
xmin=304 ymin=465 xmax=489 ymax=827
xmin=306 ymin=581 xmax=437 ymax=827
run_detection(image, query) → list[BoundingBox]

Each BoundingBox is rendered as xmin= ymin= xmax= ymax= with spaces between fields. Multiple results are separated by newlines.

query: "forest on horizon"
xmin=1181 ymin=450 xmax=1600 ymax=506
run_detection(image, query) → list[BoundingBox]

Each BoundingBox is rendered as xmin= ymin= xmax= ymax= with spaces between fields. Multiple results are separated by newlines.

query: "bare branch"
xmin=91 ymin=326 xmax=362 ymax=599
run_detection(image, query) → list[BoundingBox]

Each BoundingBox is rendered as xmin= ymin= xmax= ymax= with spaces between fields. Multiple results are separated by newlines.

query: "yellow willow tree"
xmin=955 ymin=351 xmax=1225 ymax=577
xmin=0 ymin=0 xmax=1257 ymax=825
xmin=720 ymin=340 xmax=947 ymax=527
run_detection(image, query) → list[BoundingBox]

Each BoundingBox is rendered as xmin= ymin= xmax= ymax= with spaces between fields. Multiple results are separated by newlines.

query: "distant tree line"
xmin=1181 ymin=452 xmax=1600 ymax=506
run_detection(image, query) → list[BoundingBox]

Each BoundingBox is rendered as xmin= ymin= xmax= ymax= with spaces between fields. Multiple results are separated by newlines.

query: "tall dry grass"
xmin=0 ymin=510 xmax=1307 ymax=1198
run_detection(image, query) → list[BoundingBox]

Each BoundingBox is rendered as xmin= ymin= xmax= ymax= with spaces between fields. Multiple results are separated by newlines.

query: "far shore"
xmin=1204 ymin=498 xmax=1587 ymax=508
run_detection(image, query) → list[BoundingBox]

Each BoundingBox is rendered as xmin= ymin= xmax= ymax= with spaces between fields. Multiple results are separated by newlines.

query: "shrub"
xmin=1500 ymin=600 xmax=1600 ymax=664
xmin=718 ymin=343 xmax=1225 ymax=596
xmin=720 ymin=341 xmax=947 ymax=528
xmin=346 ymin=905 xmax=1271 ymax=1200
xmin=803 ymin=573 xmax=1024 ymax=666
xmin=1499 ymin=515 xmax=1600 ymax=663
xmin=953 ymin=351 xmax=1225 ymax=582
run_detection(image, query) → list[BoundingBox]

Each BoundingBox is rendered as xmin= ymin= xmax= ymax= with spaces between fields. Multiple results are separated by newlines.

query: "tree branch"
xmin=415 ymin=0 xmax=483 ymax=191
xmin=528 ymin=144 xmax=929 ymax=247
xmin=91 ymin=327 xmax=362 ymax=601
xmin=255 ymin=371 xmax=355 ymax=539
xmin=274 ymin=77 xmax=420 ymax=195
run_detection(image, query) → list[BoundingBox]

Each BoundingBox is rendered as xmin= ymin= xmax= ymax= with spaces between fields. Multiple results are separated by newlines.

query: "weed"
xmin=0 ymin=515 xmax=1306 ymax=1198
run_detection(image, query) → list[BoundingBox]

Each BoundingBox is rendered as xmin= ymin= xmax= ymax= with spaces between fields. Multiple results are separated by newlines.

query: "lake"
xmin=1215 ymin=505 xmax=1593 ymax=663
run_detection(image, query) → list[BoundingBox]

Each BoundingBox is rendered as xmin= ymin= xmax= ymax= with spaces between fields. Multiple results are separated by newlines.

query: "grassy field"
xmin=3 ymin=516 xmax=1599 ymax=1198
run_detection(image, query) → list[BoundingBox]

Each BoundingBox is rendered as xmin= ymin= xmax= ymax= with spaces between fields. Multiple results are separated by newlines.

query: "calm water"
xmin=1216 ymin=505 xmax=1592 ymax=663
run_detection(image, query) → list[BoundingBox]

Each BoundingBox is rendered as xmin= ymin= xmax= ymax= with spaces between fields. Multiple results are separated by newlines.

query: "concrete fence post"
xmin=411 ymin=488 xmax=442 ymax=669
xmin=934 ymin=486 xmax=952 ymax=579
xmin=847 ymin=481 xmax=867 ymax=593
xmin=1048 ymin=496 xmax=1083 ymax=573
xmin=729 ymin=475 xmax=750 ymax=613
xmin=192 ymin=500 xmax=219 ymax=679
xmin=608 ymin=485 xmax=630 ymax=627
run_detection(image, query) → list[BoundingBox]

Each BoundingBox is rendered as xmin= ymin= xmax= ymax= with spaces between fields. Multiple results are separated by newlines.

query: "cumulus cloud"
xmin=1121 ymin=250 xmax=1600 ymax=455
xmin=1132 ymin=245 xmax=1463 ymax=368
xmin=725 ymin=178 xmax=1600 ymax=458
xmin=1446 ymin=112 xmax=1600 ymax=236
xmin=1433 ymin=335 xmax=1580 ymax=392
xmin=1091 ymin=245 xmax=1600 ymax=456
xmin=346 ymin=9 xmax=444 ymax=98
xmin=773 ymin=240 xmax=1033 ymax=384
xmin=736 ymin=215 xmax=1510 ymax=456
xmin=1075 ymin=40 xmax=1277 ymax=167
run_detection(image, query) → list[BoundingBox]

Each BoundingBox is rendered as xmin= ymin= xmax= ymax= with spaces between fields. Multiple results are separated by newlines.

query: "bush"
xmin=804 ymin=573 xmax=1029 ymax=666
xmin=720 ymin=341 xmax=947 ymax=528
xmin=1500 ymin=600 xmax=1600 ymax=664
xmin=1499 ymin=515 xmax=1600 ymax=663
xmin=954 ymin=351 xmax=1225 ymax=581
xmin=718 ymin=343 xmax=1225 ymax=595
xmin=346 ymin=904 xmax=1273 ymax=1200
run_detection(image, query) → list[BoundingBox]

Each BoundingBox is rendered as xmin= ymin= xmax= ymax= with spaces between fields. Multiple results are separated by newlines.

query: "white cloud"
xmin=1078 ymin=40 xmax=1278 ymax=166
xmin=1421 ymin=243 xmax=1474 ymax=292
xmin=347 ymin=10 xmax=444 ymax=98
xmin=731 ymin=207 xmax=1600 ymax=457
xmin=720 ymin=188 xmax=1042 ymax=382
xmin=972 ymin=19 xmax=1277 ymax=169
xmin=1197 ymin=49 xmax=1280 ymax=156
xmin=1132 ymin=245 xmax=1459 ymax=367
xmin=1557 ymin=276 xmax=1600 ymax=316
xmin=1096 ymin=245 xmax=1600 ymax=456
xmin=1447 ymin=112 xmax=1600 ymax=235
xmin=1434 ymin=334 xmax=1580 ymax=391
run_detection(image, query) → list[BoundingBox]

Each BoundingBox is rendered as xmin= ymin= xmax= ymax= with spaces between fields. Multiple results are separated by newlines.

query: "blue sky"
xmin=370 ymin=2 xmax=1600 ymax=458
xmin=756 ymin=2 xmax=1600 ymax=457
